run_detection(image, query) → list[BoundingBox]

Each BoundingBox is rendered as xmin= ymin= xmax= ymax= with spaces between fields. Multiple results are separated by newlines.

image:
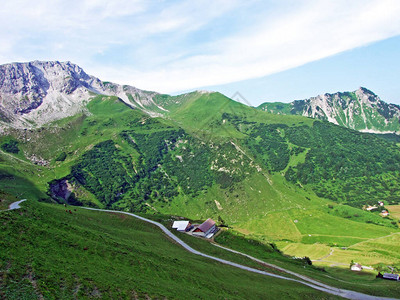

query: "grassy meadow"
xmin=213 ymin=230 xmax=400 ymax=298
xmin=1 ymin=200 xmax=339 ymax=299
xmin=388 ymin=205 xmax=400 ymax=220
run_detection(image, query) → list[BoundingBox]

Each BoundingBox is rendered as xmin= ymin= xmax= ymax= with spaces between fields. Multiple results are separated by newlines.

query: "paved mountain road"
xmin=2 ymin=199 xmax=27 ymax=211
xmin=5 ymin=201 xmax=398 ymax=300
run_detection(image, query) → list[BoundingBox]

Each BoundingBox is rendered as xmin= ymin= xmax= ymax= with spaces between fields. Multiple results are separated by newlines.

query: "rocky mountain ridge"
xmin=1 ymin=61 xmax=399 ymax=135
xmin=258 ymin=87 xmax=400 ymax=134
xmin=0 ymin=61 xmax=163 ymax=130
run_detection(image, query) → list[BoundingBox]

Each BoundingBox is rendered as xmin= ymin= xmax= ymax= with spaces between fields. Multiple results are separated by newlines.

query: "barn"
xmin=193 ymin=218 xmax=217 ymax=238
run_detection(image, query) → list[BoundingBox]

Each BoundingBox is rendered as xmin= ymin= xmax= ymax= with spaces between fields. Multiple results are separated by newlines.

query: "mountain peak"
xmin=356 ymin=86 xmax=376 ymax=97
xmin=0 ymin=60 xmax=161 ymax=129
xmin=258 ymin=87 xmax=400 ymax=134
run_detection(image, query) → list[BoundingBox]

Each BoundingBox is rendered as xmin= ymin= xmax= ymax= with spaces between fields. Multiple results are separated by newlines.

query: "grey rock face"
xmin=0 ymin=60 xmax=160 ymax=129
xmin=259 ymin=87 xmax=400 ymax=134
xmin=0 ymin=62 xmax=48 ymax=115
xmin=297 ymin=88 xmax=400 ymax=133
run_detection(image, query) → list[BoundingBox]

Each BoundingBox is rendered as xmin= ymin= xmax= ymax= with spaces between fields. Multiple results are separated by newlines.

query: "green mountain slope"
xmin=1 ymin=91 xmax=399 ymax=271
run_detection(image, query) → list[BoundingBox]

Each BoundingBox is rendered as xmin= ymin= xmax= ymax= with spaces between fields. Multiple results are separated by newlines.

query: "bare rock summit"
xmin=0 ymin=61 xmax=160 ymax=129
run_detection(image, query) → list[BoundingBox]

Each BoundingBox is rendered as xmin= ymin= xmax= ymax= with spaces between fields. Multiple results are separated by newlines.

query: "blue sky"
xmin=203 ymin=36 xmax=400 ymax=106
xmin=1 ymin=0 xmax=400 ymax=105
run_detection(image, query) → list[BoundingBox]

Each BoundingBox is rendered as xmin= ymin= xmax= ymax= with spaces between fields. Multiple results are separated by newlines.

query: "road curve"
xmin=0 ymin=199 xmax=27 ymax=211
xmin=80 ymin=206 xmax=397 ymax=300
xmin=212 ymin=244 xmax=360 ymax=296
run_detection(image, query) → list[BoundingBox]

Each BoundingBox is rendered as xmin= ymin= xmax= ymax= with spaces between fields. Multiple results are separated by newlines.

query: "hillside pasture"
xmin=234 ymin=211 xmax=302 ymax=242
xmin=281 ymin=233 xmax=400 ymax=268
xmin=287 ymin=208 xmax=396 ymax=241
xmin=387 ymin=204 xmax=400 ymax=220
xmin=1 ymin=201 xmax=335 ymax=299
xmin=279 ymin=243 xmax=332 ymax=260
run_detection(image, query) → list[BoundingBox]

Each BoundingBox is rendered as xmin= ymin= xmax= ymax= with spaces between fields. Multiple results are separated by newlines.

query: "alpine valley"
xmin=1 ymin=61 xmax=400 ymax=298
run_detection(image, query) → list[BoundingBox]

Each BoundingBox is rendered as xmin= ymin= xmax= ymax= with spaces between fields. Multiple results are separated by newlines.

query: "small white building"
xmin=172 ymin=220 xmax=192 ymax=232
xmin=351 ymin=263 xmax=363 ymax=271
xmin=366 ymin=205 xmax=378 ymax=211
xmin=381 ymin=210 xmax=389 ymax=217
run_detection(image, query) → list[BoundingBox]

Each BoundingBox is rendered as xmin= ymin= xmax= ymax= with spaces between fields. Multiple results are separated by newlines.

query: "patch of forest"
xmin=284 ymin=122 xmax=400 ymax=206
xmin=223 ymin=113 xmax=400 ymax=207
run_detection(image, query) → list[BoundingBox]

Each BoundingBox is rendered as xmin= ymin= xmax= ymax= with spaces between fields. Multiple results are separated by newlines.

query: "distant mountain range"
xmin=1 ymin=61 xmax=399 ymax=135
xmin=257 ymin=87 xmax=400 ymax=134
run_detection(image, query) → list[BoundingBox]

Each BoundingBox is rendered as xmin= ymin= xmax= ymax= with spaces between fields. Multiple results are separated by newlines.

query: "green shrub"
xmin=55 ymin=152 xmax=67 ymax=162
xmin=1 ymin=140 xmax=19 ymax=154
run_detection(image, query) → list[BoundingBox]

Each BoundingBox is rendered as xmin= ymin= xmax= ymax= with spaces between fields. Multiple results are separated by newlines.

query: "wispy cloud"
xmin=128 ymin=0 xmax=400 ymax=93
xmin=0 ymin=0 xmax=399 ymax=93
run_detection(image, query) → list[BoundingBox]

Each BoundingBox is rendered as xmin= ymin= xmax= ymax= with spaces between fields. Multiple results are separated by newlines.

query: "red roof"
xmin=196 ymin=218 xmax=216 ymax=232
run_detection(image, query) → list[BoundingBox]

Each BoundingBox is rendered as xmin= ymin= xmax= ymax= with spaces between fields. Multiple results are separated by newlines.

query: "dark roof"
xmin=383 ymin=273 xmax=399 ymax=280
xmin=197 ymin=218 xmax=216 ymax=232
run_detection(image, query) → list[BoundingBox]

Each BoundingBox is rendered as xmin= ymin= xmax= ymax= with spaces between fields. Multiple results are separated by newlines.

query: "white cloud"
xmin=127 ymin=0 xmax=400 ymax=93
xmin=0 ymin=0 xmax=399 ymax=94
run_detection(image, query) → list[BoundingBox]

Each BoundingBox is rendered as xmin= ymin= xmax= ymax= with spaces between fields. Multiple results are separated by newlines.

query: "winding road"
xmin=5 ymin=200 xmax=398 ymax=300
xmin=3 ymin=199 xmax=26 ymax=211
xmin=313 ymin=248 xmax=335 ymax=262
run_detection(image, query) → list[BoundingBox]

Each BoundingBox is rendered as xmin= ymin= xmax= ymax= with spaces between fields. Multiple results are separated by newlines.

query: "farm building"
xmin=172 ymin=220 xmax=192 ymax=232
xmin=381 ymin=210 xmax=390 ymax=217
xmin=383 ymin=273 xmax=400 ymax=281
xmin=193 ymin=218 xmax=217 ymax=238
xmin=351 ymin=263 xmax=362 ymax=271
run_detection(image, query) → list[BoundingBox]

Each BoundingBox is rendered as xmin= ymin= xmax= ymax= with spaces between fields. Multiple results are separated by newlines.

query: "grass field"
xmin=289 ymin=208 xmax=396 ymax=242
xmin=213 ymin=230 xmax=400 ymax=298
xmin=280 ymin=243 xmax=332 ymax=260
xmin=0 ymin=190 xmax=19 ymax=210
xmin=269 ymin=206 xmax=400 ymax=269
xmin=1 ymin=201 xmax=339 ymax=299
xmin=388 ymin=205 xmax=400 ymax=220
xmin=235 ymin=211 xmax=302 ymax=242
xmin=279 ymin=231 xmax=400 ymax=267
